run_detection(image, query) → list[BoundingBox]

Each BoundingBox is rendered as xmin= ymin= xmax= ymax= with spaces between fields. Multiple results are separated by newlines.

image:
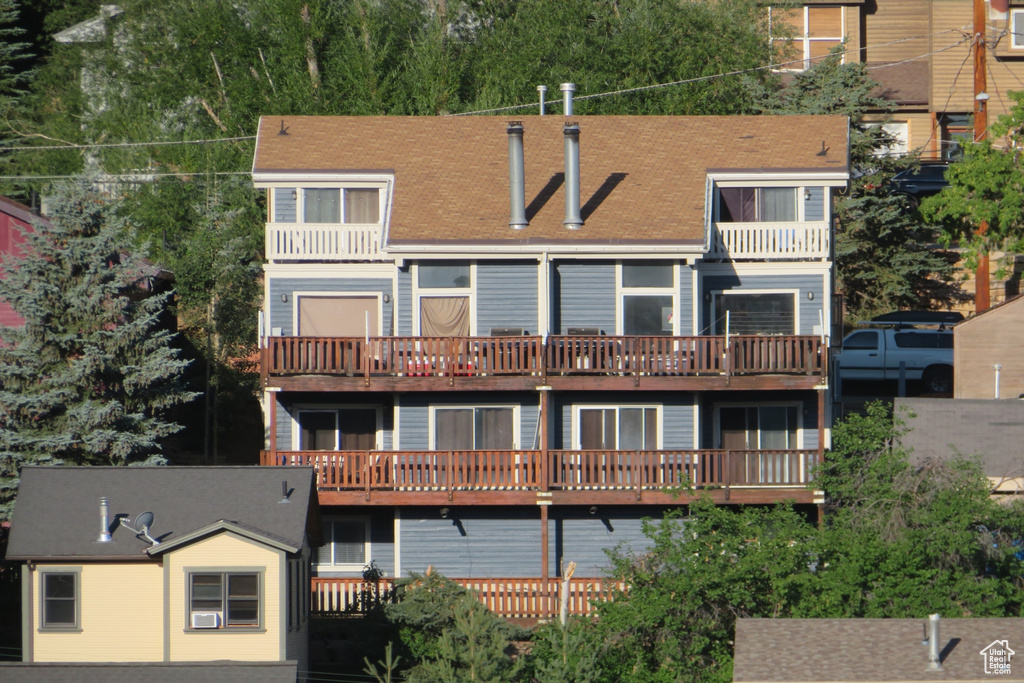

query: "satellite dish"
xmin=135 ymin=511 xmax=155 ymax=533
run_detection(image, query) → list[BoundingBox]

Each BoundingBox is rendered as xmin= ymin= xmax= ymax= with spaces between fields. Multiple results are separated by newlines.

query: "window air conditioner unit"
xmin=567 ymin=327 xmax=602 ymax=336
xmin=490 ymin=327 xmax=527 ymax=336
xmin=191 ymin=612 xmax=222 ymax=629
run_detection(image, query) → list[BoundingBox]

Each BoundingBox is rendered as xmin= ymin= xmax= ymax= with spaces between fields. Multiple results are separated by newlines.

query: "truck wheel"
xmin=922 ymin=367 xmax=953 ymax=394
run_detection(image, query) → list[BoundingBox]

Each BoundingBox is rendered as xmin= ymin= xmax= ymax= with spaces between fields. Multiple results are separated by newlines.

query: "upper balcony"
xmin=260 ymin=334 xmax=827 ymax=392
xmin=708 ymin=221 xmax=830 ymax=260
xmin=266 ymin=221 xmax=384 ymax=262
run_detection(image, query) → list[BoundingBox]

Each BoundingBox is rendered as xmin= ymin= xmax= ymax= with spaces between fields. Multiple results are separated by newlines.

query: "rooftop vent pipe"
xmin=927 ymin=614 xmax=942 ymax=670
xmin=560 ymin=82 xmax=575 ymax=116
xmin=538 ymin=86 xmax=548 ymax=116
xmin=563 ymin=123 xmax=582 ymax=230
xmin=98 ymin=497 xmax=111 ymax=542
xmin=507 ymin=122 xmax=528 ymax=230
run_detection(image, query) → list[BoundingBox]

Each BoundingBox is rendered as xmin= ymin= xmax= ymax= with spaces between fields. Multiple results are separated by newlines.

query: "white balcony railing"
xmin=709 ymin=221 xmax=830 ymax=259
xmin=266 ymin=222 xmax=384 ymax=261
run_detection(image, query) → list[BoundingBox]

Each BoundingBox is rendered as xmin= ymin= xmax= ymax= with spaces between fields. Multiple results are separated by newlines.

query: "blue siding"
xmin=268 ymin=277 xmax=394 ymax=335
xmin=397 ymin=267 xmax=412 ymax=335
xmin=678 ymin=264 xmax=695 ymax=335
xmin=552 ymin=507 xmax=672 ymax=575
xmin=476 ymin=261 xmax=539 ymax=334
xmin=702 ymin=272 xmax=825 ymax=335
xmin=398 ymin=393 xmax=540 ymax=450
xmin=554 ymin=261 xmax=616 ymax=334
xmin=273 ymin=188 xmax=297 ymax=222
xmin=557 ymin=392 xmax=695 ymax=449
xmin=803 ymin=186 xmax=825 ymax=221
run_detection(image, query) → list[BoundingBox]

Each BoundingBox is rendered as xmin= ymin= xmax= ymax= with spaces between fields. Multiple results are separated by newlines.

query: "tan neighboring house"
xmin=954 ymin=294 xmax=1024 ymax=399
xmin=734 ymin=617 xmax=1024 ymax=682
xmin=4 ymin=466 xmax=320 ymax=681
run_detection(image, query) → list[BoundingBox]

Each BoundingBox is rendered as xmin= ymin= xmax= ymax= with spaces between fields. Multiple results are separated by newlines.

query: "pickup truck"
xmin=837 ymin=326 xmax=954 ymax=393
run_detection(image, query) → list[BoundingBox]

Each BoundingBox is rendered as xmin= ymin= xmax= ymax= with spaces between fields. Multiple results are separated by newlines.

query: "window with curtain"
xmin=420 ymin=296 xmax=470 ymax=337
xmin=318 ymin=519 xmax=369 ymax=567
xmin=298 ymin=409 xmax=377 ymax=451
xmin=344 ymin=188 xmax=380 ymax=223
xmin=718 ymin=405 xmax=798 ymax=450
xmin=434 ymin=407 xmax=514 ymax=450
xmin=719 ymin=187 xmax=798 ymax=222
xmin=578 ymin=407 xmax=658 ymax=449
xmin=714 ymin=292 xmax=795 ymax=335
xmin=303 ymin=189 xmax=341 ymax=223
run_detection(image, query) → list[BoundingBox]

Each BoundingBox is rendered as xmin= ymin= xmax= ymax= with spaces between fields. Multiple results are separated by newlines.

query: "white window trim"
xmin=769 ymin=5 xmax=846 ymax=72
xmin=1012 ymin=9 xmax=1024 ymax=49
xmin=412 ymin=262 xmax=477 ymax=336
xmin=317 ymin=518 xmax=371 ymax=571
xmin=291 ymin=291 xmax=384 ymax=338
xmin=269 ymin=183 xmax=387 ymax=225
xmin=710 ymin=288 xmax=800 ymax=335
xmin=428 ymin=404 xmax=521 ymax=450
xmin=292 ymin=404 xmax=383 ymax=451
xmin=712 ymin=401 xmax=804 ymax=450
xmin=571 ymin=404 xmax=663 ymax=450
xmin=615 ymin=261 xmax=679 ymax=336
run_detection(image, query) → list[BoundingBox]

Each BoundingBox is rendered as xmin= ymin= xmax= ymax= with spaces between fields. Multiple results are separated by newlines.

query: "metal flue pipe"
xmin=507 ymin=122 xmax=528 ymax=230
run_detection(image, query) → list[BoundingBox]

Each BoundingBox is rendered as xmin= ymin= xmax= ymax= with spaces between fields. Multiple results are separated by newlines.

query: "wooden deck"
xmin=311 ymin=576 xmax=618 ymax=619
xmin=261 ymin=334 xmax=826 ymax=391
xmin=262 ymin=448 xmax=819 ymax=505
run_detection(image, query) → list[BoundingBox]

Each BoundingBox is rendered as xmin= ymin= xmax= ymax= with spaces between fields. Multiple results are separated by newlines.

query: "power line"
xmin=0 ymin=170 xmax=251 ymax=181
xmin=0 ymin=135 xmax=255 ymax=153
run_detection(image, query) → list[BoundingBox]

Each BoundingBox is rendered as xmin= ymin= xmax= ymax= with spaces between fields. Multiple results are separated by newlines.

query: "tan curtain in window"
xmin=298 ymin=296 xmax=378 ymax=337
xmin=344 ymin=189 xmax=380 ymax=223
xmin=436 ymin=409 xmax=473 ymax=450
xmin=420 ymin=296 xmax=469 ymax=337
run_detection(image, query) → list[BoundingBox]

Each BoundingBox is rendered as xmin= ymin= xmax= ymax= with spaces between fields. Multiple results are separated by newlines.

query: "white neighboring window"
xmin=712 ymin=291 xmax=798 ymax=335
xmin=430 ymin=406 xmax=518 ymax=450
xmin=769 ymin=5 xmax=845 ymax=71
xmin=318 ymin=518 xmax=370 ymax=569
xmin=618 ymin=261 xmax=676 ymax=336
xmin=867 ymin=122 xmax=909 ymax=157
xmin=414 ymin=262 xmax=474 ymax=337
xmin=574 ymin=406 xmax=661 ymax=450
xmin=1013 ymin=10 xmax=1024 ymax=49
xmin=272 ymin=187 xmax=381 ymax=224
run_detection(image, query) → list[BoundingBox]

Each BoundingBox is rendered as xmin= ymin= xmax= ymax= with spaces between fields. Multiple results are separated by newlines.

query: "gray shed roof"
xmin=6 ymin=466 xmax=319 ymax=560
xmin=734 ymin=618 xmax=1024 ymax=682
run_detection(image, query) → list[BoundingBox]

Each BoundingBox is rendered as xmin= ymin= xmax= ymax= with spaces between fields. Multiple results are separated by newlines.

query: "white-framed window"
xmin=618 ymin=261 xmax=676 ymax=336
xmin=574 ymin=405 xmax=661 ymax=450
xmin=40 ymin=569 xmax=80 ymax=630
xmin=272 ymin=187 xmax=382 ymax=224
xmin=318 ymin=518 xmax=371 ymax=569
xmin=414 ymin=261 xmax=475 ymax=337
xmin=711 ymin=290 xmax=798 ymax=335
xmin=293 ymin=292 xmax=383 ymax=337
xmin=718 ymin=187 xmax=800 ymax=223
xmin=294 ymin=406 xmax=381 ymax=451
xmin=430 ymin=405 xmax=518 ymax=450
xmin=866 ymin=122 xmax=909 ymax=158
xmin=188 ymin=570 xmax=262 ymax=629
xmin=769 ymin=4 xmax=845 ymax=71
xmin=1012 ymin=9 xmax=1024 ymax=49
xmin=715 ymin=403 xmax=801 ymax=450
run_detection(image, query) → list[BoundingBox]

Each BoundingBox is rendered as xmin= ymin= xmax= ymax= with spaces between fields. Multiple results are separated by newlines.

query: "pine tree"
xmin=0 ymin=178 xmax=198 ymax=518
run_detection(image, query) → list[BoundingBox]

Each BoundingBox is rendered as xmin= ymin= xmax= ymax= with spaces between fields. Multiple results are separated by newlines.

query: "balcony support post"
xmin=268 ymin=391 xmax=278 ymax=466
xmin=539 ymin=388 xmax=550 ymax=492
xmin=540 ymin=502 xmax=550 ymax=618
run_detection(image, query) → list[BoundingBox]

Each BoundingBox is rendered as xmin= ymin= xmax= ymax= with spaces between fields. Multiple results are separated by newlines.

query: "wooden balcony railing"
xmin=709 ymin=221 xmax=830 ymax=259
xmin=266 ymin=222 xmax=384 ymax=261
xmin=311 ymin=576 xmax=620 ymax=618
xmin=262 ymin=334 xmax=825 ymax=379
xmin=262 ymin=449 xmax=816 ymax=492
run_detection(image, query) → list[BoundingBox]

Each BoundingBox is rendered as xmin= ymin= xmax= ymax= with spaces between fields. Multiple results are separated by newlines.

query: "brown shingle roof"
xmin=868 ymin=61 xmax=931 ymax=107
xmin=253 ymin=115 xmax=849 ymax=246
xmin=734 ymin=618 xmax=1024 ymax=682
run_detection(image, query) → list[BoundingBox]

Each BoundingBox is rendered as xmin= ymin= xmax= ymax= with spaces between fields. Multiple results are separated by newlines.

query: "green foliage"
xmin=753 ymin=48 xmax=959 ymax=318
xmin=921 ymin=90 xmax=1024 ymax=270
xmin=0 ymin=178 xmax=198 ymax=518
xmin=527 ymin=618 xmax=602 ymax=683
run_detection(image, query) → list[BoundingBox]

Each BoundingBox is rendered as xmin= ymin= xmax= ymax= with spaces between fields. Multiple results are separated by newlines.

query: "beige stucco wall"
xmin=30 ymin=562 xmax=163 ymax=662
xmin=165 ymin=532 xmax=284 ymax=662
xmin=955 ymin=297 xmax=1024 ymax=399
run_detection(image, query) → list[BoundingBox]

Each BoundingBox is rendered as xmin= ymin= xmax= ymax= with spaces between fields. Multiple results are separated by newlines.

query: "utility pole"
xmin=974 ymin=0 xmax=991 ymax=313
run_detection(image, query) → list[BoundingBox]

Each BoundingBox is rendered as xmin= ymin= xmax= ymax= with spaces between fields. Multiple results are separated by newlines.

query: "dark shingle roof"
xmin=6 ymin=466 xmax=319 ymax=560
xmin=0 ymin=660 xmax=298 ymax=683
xmin=253 ymin=115 xmax=850 ymax=246
xmin=734 ymin=618 xmax=1024 ymax=682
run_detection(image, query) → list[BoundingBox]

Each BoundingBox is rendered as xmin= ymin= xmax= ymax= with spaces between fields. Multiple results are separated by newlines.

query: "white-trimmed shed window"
xmin=273 ymin=188 xmax=380 ymax=224
xmin=318 ymin=519 xmax=370 ymax=568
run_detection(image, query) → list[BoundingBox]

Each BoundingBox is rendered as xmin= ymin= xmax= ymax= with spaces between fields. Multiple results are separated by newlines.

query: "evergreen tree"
xmin=0 ymin=178 xmax=197 ymax=518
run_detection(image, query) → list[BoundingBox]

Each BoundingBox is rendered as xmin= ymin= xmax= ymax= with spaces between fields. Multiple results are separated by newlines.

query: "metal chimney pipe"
xmin=538 ymin=85 xmax=548 ymax=116
xmin=563 ymin=123 xmax=583 ymax=230
xmin=507 ymin=122 xmax=528 ymax=230
xmin=560 ymin=82 xmax=575 ymax=116
xmin=927 ymin=614 xmax=942 ymax=670
xmin=98 ymin=497 xmax=111 ymax=542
